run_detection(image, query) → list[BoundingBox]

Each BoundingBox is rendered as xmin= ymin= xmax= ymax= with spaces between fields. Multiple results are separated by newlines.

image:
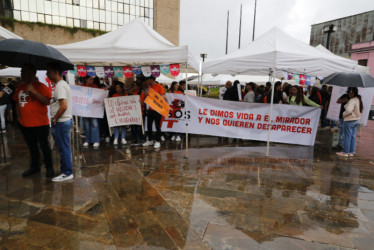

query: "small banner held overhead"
xmin=77 ymin=66 xmax=87 ymax=77
xmin=95 ymin=67 xmax=105 ymax=77
xmin=132 ymin=65 xmax=142 ymax=76
xmin=141 ymin=66 xmax=152 ymax=77
xmin=123 ymin=66 xmax=133 ymax=78
xmin=160 ymin=64 xmax=170 ymax=75
xmin=299 ymin=75 xmax=306 ymax=85
xmin=151 ymin=65 xmax=161 ymax=78
xmin=86 ymin=66 xmax=96 ymax=77
xmin=104 ymin=66 xmax=114 ymax=77
xmin=144 ymin=88 xmax=169 ymax=117
xmin=170 ymin=64 xmax=180 ymax=76
xmin=113 ymin=66 xmax=123 ymax=78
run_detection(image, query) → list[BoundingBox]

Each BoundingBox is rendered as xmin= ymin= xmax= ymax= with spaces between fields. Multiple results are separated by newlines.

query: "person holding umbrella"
xmin=336 ymin=87 xmax=363 ymax=157
xmin=13 ymin=64 xmax=54 ymax=177
xmin=47 ymin=62 xmax=73 ymax=182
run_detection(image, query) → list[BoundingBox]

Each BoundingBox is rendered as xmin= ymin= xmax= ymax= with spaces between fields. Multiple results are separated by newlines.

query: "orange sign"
xmin=144 ymin=88 xmax=169 ymax=117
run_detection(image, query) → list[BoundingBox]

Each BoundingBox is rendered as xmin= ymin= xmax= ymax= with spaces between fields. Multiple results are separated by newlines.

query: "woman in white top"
xmin=244 ymin=82 xmax=256 ymax=103
xmin=336 ymin=87 xmax=363 ymax=157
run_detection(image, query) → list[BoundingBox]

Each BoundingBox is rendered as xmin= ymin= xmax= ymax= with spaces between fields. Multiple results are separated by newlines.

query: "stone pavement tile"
xmin=258 ymin=237 xmax=315 ymax=250
xmin=361 ymin=209 xmax=374 ymax=222
xmin=298 ymin=228 xmax=354 ymax=248
xmin=0 ymin=197 xmax=43 ymax=219
xmin=314 ymin=242 xmax=354 ymax=250
xmin=180 ymin=239 xmax=211 ymax=250
xmin=350 ymin=233 xmax=374 ymax=250
xmin=203 ymin=223 xmax=260 ymax=249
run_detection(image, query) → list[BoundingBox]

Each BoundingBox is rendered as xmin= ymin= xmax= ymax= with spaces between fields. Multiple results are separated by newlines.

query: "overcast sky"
xmin=180 ymin=0 xmax=373 ymax=60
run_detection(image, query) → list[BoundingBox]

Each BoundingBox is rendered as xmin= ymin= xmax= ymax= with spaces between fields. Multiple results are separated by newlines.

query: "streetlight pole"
xmin=226 ymin=10 xmax=229 ymax=54
xmin=252 ymin=0 xmax=257 ymax=41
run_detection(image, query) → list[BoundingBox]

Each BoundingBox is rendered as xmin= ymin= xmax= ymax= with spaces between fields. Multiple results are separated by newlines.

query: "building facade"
xmin=351 ymin=41 xmax=374 ymax=76
xmin=310 ymin=10 xmax=374 ymax=58
xmin=0 ymin=0 xmax=179 ymax=45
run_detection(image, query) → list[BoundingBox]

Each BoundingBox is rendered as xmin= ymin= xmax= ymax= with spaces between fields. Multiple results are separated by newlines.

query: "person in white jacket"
xmin=336 ymin=87 xmax=363 ymax=157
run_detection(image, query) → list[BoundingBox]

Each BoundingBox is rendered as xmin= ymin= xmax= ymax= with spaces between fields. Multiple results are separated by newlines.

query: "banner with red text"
xmin=161 ymin=94 xmax=321 ymax=146
xmin=70 ymin=85 xmax=108 ymax=118
xmin=104 ymin=96 xmax=142 ymax=127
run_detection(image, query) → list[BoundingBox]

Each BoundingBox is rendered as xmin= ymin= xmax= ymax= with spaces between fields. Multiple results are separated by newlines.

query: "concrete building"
xmin=351 ymin=41 xmax=374 ymax=76
xmin=310 ymin=10 xmax=374 ymax=58
xmin=0 ymin=0 xmax=179 ymax=46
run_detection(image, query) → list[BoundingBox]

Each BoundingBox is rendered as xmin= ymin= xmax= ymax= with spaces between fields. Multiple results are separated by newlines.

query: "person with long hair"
xmin=243 ymin=82 xmax=256 ymax=103
xmin=286 ymin=85 xmax=321 ymax=108
xmin=308 ymin=86 xmax=322 ymax=105
xmin=337 ymin=87 xmax=363 ymax=157
xmin=168 ymin=81 xmax=182 ymax=142
xmin=112 ymin=82 xmax=128 ymax=146
xmin=129 ymin=80 xmax=145 ymax=145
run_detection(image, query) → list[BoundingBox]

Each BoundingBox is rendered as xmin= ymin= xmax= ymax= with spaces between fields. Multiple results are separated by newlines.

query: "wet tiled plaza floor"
xmin=1 ymin=121 xmax=374 ymax=249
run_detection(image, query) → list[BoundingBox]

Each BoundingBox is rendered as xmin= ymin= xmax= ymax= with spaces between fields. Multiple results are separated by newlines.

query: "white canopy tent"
xmin=191 ymin=74 xmax=276 ymax=85
xmin=0 ymin=26 xmax=22 ymax=41
xmin=0 ymin=67 xmax=21 ymax=77
xmin=53 ymin=18 xmax=199 ymax=71
xmin=202 ymin=27 xmax=358 ymax=155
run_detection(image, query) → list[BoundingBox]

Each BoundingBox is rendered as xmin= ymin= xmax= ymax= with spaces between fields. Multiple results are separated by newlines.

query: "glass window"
xmin=67 ymin=18 xmax=74 ymax=27
xmin=37 ymin=14 xmax=45 ymax=22
xmin=29 ymin=0 xmax=37 ymax=12
xmin=20 ymin=0 xmax=28 ymax=11
xmin=74 ymin=19 xmax=80 ymax=27
xmin=145 ymin=0 xmax=149 ymax=8
xmin=130 ymin=0 xmax=135 ymax=5
xmin=118 ymin=13 xmax=123 ymax=25
xmin=80 ymin=20 xmax=87 ymax=28
xmin=87 ymin=20 xmax=93 ymax=29
xmin=87 ymin=8 xmax=93 ymax=20
xmin=124 ymin=0 xmax=130 ymax=4
xmin=135 ymin=6 xmax=139 ymax=16
xmin=130 ymin=5 xmax=135 ymax=15
xmin=99 ymin=0 xmax=105 ymax=9
xmin=93 ymin=21 xmax=99 ymax=29
xmin=112 ymin=12 xmax=117 ymax=24
xmin=80 ymin=0 xmax=86 ymax=6
xmin=52 ymin=15 xmax=60 ymax=25
xmin=93 ymin=0 xmax=98 ymax=8
xmin=29 ymin=12 xmax=37 ymax=22
xmin=140 ymin=7 xmax=144 ymax=16
xmin=118 ymin=3 xmax=123 ymax=13
xmin=140 ymin=0 xmax=144 ymax=6
xmin=14 ymin=0 xmax=21 ymax=10
xmin=21 ymin=11 xmax=30 ymax=21
xmin=149 ymin=8 xmax=153 ymax=18
xmin=136 ymin=0 xmax=140 ymax=6
xmin=13 ymin=10 xmax=21 ymax=20
xmin=106 ymin=10 xmax=111 ymax=23
xmin=59 ymin=0 xmax=65 ymax=3
xmin=66 ymin=4 xmax=73 ymax=17
xmin=52 ymin=2 xmax=59 ymax=16
xmin=86 ymin=0 xmax=92 ymax=8
xmin=111 ymin=2 xmax=117 ymax=12
xmin=60 ymin=16 xmax=67 ymax=26
xmin=149 ymin=0 xmax=153 ymax=8
xmin=59 ymin=3 xmax=66 ymax=17
xmin=93 ymin=9 xmax=99 ymax=19
xmin=99 ymin=22 xmax=105 ymax=30
xmin=106 ymin=0 xmax=111 ymax=11
xmin=73 ymin=5 xmax=79 ymax=18
xmin=144 ymin=7 xmax=148 ymax=17
xmin=99 ymin=10 xmax=105 ymax=22
xmin=80 ymin=6 xmax=87 ymax=19
xmin=45 ymin=15 xmax=52 ymax=24
xmin=66 ymin=0 xmax=73 ymax=4
xmin=73 ymin=0 xmax=80 ymax=5
xmin=124 ymin=4 xmax=129 ymax=14
xmin=36 ymin=0 xmax=44 ymax=13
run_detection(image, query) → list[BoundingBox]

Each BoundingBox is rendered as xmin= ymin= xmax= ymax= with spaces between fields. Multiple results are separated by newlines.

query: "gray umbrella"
xmin=322 ymin=72 xmax=374 ymax=88
xmin=0 ymin=39 xmax=73 ymax=70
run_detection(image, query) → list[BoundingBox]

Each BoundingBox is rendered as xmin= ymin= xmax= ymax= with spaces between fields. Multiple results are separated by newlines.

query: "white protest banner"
xmin=104 ymin=96 xmax=142 ymax=127
xmin=161 ymin=94 xmax=321 ymax=146
xmin=326 ymin=86 xmax=374 ymax=126
xmin=70 ymin=85 xmax=108 ymax=118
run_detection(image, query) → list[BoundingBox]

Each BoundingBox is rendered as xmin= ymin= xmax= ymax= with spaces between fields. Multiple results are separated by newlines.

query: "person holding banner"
xmin=130 ymin=80 xmax=145 ymax=145
xmin=143 ymin=76 xmax=169 ymax=149
xmin=169 ymin=81 xmax=183 ymax=142
xmin=47 ymin=62 xmax=74 ymax=182
xmin=286 ymin=85 xmax=322 ymax=108
xmin=112 ymin=82 xmax=128 ymax=146
xmin=334 ymin=93 xmax=349 ymax=150
xmin=83 ymin=76 xmax=100 ymax=149
xmin=337 ymin=87 xmax=363 ymax=157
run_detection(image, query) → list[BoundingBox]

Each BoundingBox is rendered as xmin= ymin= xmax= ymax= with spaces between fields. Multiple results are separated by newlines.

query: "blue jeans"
xmin=114 ymin=126 xmax=126 ymax=139
xmin=84 ymin=118 xmax=100 ymax=143
xmin=51 ymin=119 xmax=73 ymax=175
xmin=343 ymin=120 xmax=360 ymax=154
xmin=338 ymin=118 xmax=345 ymax=146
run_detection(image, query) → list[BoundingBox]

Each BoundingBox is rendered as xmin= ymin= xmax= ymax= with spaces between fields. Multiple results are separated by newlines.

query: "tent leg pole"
xmin=198 ymin=61 xmax=203 ymax=97
xmin=266 ymin=70 xmax=275 ymax=157
xmin=185 ymin=63 xmax=189 ymax=159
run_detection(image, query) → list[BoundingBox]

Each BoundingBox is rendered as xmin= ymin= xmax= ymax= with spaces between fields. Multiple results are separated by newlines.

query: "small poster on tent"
xmin=160 ymin=64 xmax=170 ymax=75
xmin=70 ymin=85 xmax=108 ymax=118
xmin=77 ymin=66 xmax=87 ymax=77
xmin=141 ymin=66 xmax=152 ymax=77
xmin=69 ymin=65 xmax=77 ymax=75
xmin=132 ymin=66 xmax=142 ymax=76
xmin=104 ymin=96 xmax=142 ymax=128
xmin=113 ymin=66 xmax=123 ymax=78
xmin=151 ymin=65 xmax=160 ymax=78
xmin=170 ymin=64 xmax=180 ymax=76
xmin=86 ymin=66 xmax=96 ymax=77
xmin=123 ymin=67 xmax=133 ymax=78
xmin=95 ymin=67 xmax=105 ymax=77
xmin=299 ymin=75 xmax=306 ymax=85
xmin=104 ymin=66 xmax=114 ymax=77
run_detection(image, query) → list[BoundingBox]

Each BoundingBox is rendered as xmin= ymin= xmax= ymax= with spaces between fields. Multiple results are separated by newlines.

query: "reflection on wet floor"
xmin=0 ymin=122 xmax=374 ymax=249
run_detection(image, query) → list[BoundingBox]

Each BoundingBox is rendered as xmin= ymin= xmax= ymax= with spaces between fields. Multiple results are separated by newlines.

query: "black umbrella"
xmin=322 ymin=72 xmax=374 ymax=88
xmin=0 ymin=39 xmax=73 ymax=70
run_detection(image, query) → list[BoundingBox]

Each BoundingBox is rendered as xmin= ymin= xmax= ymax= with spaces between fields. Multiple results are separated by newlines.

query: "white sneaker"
xmin=113 ymin=139 xmax=118 ymax=145
xmin=161 ymin=136 xmax=165 ymax=142
xmin=142 ymin=140 xmax=154 ymax=147
xmin=171 ymin=135 xmax=175 ymax=141
xmin=52 ymin=173 xmax=73 ymax=182
xmin=121 ymin=138 xmax=127 ymax=145
xmin=175 ymin=135 xmax=181 ymax=142
xmin=93 ymin=142 xmax=100 ymax=148
xmin=83 ymin=142 xmax=89 ymax=148
xmin=154 ymin=141 xmax=161 ymax=149
xmin=105 ymin=137 xmax=110 ymax=143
